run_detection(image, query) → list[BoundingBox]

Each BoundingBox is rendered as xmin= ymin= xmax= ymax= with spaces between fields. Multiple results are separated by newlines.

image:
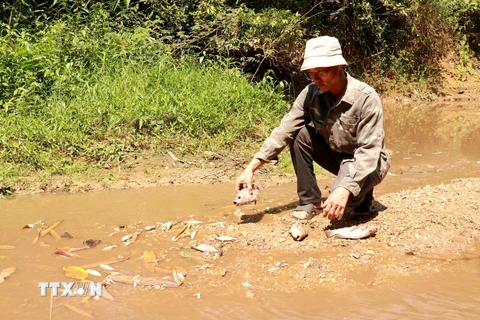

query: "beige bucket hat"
xmin=300 ymin=36 xmax=347 ymax=71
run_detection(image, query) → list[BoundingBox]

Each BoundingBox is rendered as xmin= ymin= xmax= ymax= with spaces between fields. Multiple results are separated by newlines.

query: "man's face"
xmin=307 ymin=66 xmax=343 ymax=92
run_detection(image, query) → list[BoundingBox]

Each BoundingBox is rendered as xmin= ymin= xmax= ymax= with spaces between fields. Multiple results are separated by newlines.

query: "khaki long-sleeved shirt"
xmin=253 ymin=72 xmax=390 ymax=197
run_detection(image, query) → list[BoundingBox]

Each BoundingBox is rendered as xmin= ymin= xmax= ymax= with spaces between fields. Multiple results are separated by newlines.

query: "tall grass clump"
xmin=0 ymin=19 xmax=289 ymax=187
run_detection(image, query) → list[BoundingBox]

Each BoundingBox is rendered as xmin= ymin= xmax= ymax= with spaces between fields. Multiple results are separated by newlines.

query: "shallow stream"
xmin=1 ymin=102 xmax=480 ymax=319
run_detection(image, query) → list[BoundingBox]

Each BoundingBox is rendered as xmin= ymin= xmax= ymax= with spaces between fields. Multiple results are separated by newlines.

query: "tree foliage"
xmin=1 ymin=0 xmax=478 ymax=90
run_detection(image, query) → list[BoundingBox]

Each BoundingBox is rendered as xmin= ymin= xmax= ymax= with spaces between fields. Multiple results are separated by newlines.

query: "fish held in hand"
xmin=234 ymin=184 xmax=260 ymax=206
xmin=324 ymin=225 xmax=377 ymax=239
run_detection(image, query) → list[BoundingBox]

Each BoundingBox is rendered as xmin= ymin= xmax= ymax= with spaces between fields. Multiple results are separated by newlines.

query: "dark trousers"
xmin=289 ymin=125 xmax=376 ymax=207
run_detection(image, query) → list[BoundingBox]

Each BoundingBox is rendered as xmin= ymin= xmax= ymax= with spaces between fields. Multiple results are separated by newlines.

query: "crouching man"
xmin=235 ymin=36 xmax=390 ymax=220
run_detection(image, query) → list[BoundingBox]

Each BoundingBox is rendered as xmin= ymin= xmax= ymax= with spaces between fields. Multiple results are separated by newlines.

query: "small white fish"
xmin=215 ymin=236 xmax=237 ymax=242
xmin=208 ymin=222 xmax=225 ymax=228
xmin=157 ymin=221 xmax=173 ymax=231
xmin=103 ymin=245 xmax=118 ymax=251
xmin=100 ymin=264 xmax=115 ymax=271
xmin=324 ymin=225 xmax=377 ymax=239
xmin=184 ymin=220 xmax=202 ymax=225
xmin=87 ymin=269 xmax=102 ymax=277
xmin=289 ymin=223 xmax=308 ymax=241
xmin=191 ymin=243 xmax=223 ymax=256
xmin=121 ymin=234 xmax=133 ymax=242
xmin=144 ymin=225 xmax=156 ymax=231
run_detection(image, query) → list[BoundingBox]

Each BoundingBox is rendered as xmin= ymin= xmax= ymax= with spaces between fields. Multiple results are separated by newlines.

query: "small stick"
xmin=49 ymin=290 xmax=53 ymax=320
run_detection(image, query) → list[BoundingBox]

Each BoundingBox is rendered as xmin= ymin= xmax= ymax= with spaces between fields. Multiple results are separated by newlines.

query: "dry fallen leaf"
xmin=172 ymin=223 xmax=191 ymax=242
xmin=0 ymin=245 xmax=15 ymax=250
xmin=101 ymin=287 xmax=115 ymax=301
xmin=63 ymin=266 xmax=88 ymax=280
xmin=0 ymin=267 xmax=15 ymax=283
xmin=143 ymin=250 xmax=157 ymax=272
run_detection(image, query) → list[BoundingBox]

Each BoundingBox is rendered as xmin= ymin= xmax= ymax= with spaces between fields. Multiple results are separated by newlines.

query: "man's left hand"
xmin=321 ymin=187 xmax=351 ymax=220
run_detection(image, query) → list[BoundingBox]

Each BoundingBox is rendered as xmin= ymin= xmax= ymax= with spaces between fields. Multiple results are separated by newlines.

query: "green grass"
xmin=0 ymin=21 xmax=290 ymax=190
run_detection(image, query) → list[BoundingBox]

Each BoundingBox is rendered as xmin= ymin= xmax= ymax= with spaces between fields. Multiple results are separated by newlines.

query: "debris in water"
xmin=55 ymin=249 xmax=81 ymax=258
xmin=40 ymin=220 xmax=63 ymax=238
xmin=122 ymin=232 xmax=142 ymax=246
xmin=63 ymin=266 xmax=88 ymax=280
xmin=215 ymin=236 xmax=237 ymax=242
xmin=102 ymin=245 xmax=117 ymax=251
xmin=83 ymin=239 xmax=101 ymax=248
xmin=86 ymin=269 xmax=102 ymax=277
xmin=191 ymin=243 xmax=223 ymax=257
xmin=142 ymin=251 xmax=157 ymax=272
xmin=0 ymin=267 xmax=15 ymax=283
xmin=172 ymin=223 xmax=191 ymax=242
xmin=100 ymin=264 xmax=115 ymax=271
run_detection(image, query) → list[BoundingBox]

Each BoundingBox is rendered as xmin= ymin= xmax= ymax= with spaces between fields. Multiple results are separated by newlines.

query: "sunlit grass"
xmin=0 ymin=21 xmax=290 ymax=189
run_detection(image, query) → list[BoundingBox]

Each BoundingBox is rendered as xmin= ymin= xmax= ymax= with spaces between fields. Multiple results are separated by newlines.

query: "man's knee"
xmin=290 ymin=126 xmax=314 ymax=149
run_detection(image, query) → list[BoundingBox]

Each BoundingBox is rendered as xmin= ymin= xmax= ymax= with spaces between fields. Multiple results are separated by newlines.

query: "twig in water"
xmin=49 ymin=290 xmax=53 ymax=320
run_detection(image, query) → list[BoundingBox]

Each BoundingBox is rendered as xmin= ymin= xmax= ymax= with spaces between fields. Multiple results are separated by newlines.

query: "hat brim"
xmin=300 ymin=55 xmax=347 ymax=72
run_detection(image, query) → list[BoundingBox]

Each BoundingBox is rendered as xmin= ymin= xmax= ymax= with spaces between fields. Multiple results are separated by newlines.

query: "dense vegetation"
xmin=0 ymin=0 xmax=479 ymax=193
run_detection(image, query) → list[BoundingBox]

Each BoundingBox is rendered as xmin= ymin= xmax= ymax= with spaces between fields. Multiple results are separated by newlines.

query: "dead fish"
xmin=289 ymin=223 xmax=308 ymax=241
xmin=0 ymin=267 xmax=15 ymax=283
xmin=122 ymin=231 xmax=142 ymax=246
xmin=102 ymin=245 xmax=117 ymax=251
xmin=100 ymin=264 xmax=115 ymax=271
xmin=55 ymin=248 xmax=81 ymax=258
xmin=324 ymin=225 xmax=377 ymax=239
xmin=183 ymin=220 xmax=202 ymax=225
xmin=157 ymin=221 xmax=173 ymax=231
xmin=234 ymin=184 xmax=260 ymax=206
xmin=215 ymin=235 xmax=237 ymax=242
xmin=191 ymin=243 xmax=223 ymax=256
xmin=86 ymin=269 xmax=102 ymax=277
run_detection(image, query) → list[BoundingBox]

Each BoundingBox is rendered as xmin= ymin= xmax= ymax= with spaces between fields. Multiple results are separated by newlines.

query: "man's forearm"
xmin=245 ymin=158 xmax=266 ymax=173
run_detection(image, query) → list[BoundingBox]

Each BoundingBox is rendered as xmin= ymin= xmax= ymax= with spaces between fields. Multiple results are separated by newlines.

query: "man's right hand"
xmin=235 ymin=158 xmax=265 ymax=193
xmin=235 ymin=170 xmax=254 ymax=193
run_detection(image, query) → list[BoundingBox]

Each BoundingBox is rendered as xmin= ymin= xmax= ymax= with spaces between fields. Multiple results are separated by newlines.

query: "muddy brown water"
xmin=1 ymin=102 xmax=480 ymax=319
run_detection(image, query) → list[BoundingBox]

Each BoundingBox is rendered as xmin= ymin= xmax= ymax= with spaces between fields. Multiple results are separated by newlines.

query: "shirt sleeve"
xmin=338 ymin=93 xmax=385 ymax=196
xmin=253 ymin=87 xmax=311 ymax=162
